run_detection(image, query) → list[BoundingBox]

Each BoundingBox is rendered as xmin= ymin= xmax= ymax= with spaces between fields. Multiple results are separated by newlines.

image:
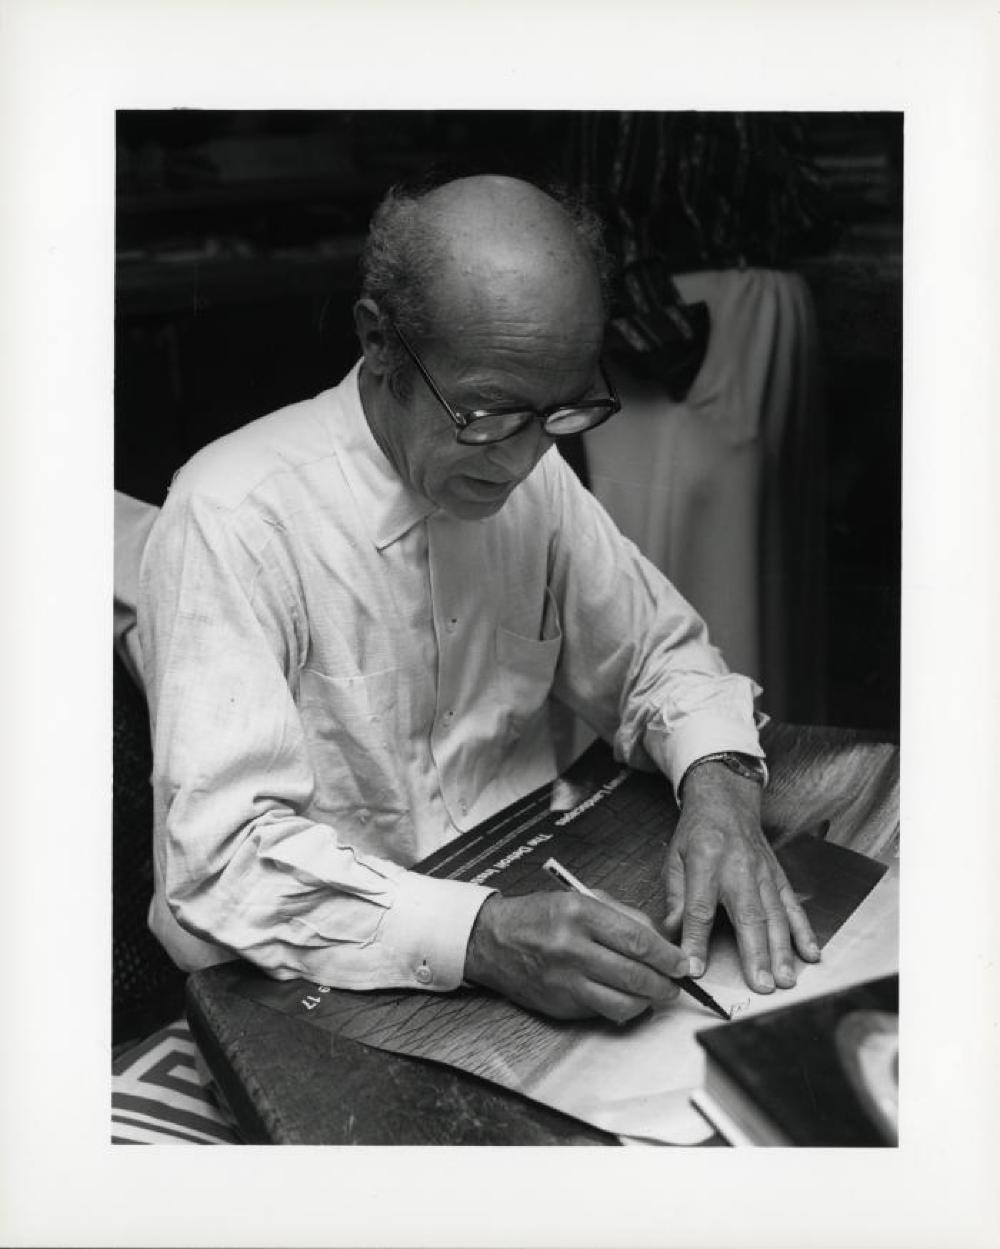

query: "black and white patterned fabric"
xmin=112 ymin=1020 xmax=240 ymax=1145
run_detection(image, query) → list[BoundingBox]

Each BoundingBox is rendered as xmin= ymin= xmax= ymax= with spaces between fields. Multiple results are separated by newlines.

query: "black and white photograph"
xmin=3 ymin=4 xmax=998 ymax=1248
xmin=111 ymin=107 xmax=903 ymax=1150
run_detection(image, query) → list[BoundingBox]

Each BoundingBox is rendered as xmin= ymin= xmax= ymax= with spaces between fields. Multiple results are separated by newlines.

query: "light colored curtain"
xmin=585 ymin=268 xmax=826 ymax=724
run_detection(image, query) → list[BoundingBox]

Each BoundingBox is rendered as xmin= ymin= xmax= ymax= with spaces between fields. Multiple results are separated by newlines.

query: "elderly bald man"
xmin=139 ymin=175 xmax=818 ymax=1025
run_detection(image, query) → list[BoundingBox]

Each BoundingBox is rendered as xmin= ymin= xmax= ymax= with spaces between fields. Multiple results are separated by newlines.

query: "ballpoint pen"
xmin=543 ymin=856 xmax=730 ymax=1022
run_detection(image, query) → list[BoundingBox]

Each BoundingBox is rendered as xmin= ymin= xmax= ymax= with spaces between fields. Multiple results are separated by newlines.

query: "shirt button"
xmin=415 ymin=963 xmax=433 ymax=985
xmin=446 ymin=617 xmax=458 ymax=633
xmin=459 ymin=798 xmax=468 ymax=816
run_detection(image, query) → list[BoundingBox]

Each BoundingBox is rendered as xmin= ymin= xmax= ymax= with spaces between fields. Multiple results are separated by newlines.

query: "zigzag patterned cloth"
xmin=112 ymin=1019 xmax=241 ymax=1145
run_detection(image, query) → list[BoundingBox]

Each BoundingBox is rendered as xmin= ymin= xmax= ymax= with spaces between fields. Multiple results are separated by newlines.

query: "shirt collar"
xmin=334 ymin=361 xmax=437 ymax=551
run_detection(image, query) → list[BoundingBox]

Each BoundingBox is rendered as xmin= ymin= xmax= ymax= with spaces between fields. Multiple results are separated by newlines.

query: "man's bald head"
xmin=419 ymin=176 xmax=606 ymax=329
xmin=359 ymin=175 xmax=610 ymax=397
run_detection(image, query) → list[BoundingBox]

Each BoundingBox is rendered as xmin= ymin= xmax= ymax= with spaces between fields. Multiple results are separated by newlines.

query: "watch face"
xmin=722 ymin=753 xmax=767 ymax=784
xmin=681 ymin=752 xmax=768 ymax=803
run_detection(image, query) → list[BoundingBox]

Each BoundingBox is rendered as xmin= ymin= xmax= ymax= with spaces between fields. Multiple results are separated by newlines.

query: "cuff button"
xmin=415 ymin=962 xmax=433 ymax=985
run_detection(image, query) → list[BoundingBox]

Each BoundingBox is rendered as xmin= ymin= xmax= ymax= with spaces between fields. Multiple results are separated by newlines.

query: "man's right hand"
xmin=463 ymin=892 xmax=691 ymax=1024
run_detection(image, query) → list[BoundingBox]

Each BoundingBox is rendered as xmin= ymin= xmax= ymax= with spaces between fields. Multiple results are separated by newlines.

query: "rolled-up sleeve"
xmin=138 ymin=487 xmax=492 ymax=990
xmin=542 ymin=453 xmax=766 ymax=793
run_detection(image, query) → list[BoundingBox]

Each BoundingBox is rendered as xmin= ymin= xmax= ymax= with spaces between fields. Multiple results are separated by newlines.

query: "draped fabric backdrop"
xmin=584 ymin=267 xmax=826 ymax=724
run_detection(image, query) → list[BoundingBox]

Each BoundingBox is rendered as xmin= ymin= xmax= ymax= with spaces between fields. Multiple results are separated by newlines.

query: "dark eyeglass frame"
xmin=390 ymin=319 xmax=621 ymax=446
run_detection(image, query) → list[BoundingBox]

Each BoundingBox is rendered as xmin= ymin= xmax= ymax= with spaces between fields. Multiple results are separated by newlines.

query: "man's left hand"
xmin=662 ymin=762 xmax=820 ymax=992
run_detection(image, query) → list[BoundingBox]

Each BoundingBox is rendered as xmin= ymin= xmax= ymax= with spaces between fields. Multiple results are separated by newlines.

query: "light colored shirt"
xmin=138 ymin=362 xmax=765 ymax=992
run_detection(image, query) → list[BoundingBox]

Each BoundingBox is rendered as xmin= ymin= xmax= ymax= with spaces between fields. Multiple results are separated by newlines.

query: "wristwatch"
xmin=681 ymin=751 xmax=768 ymax=798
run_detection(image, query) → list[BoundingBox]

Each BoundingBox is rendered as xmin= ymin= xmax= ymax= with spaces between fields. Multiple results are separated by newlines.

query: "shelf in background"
xmin=116 ymin=238 xmax=364 ymax=315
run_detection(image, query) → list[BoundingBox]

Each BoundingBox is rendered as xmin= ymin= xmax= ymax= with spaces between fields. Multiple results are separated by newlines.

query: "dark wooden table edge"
xmin=186 ymin=968 xmax=621 ymax=1146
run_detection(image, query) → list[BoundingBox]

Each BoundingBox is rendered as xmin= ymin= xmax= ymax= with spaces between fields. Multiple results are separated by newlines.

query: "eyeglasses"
xmin=390 ymin=320 xmax=621 ymax=446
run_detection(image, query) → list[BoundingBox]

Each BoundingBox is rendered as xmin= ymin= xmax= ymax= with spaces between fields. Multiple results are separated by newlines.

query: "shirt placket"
xmin=425 ymin=512 xmax=494 ymax=830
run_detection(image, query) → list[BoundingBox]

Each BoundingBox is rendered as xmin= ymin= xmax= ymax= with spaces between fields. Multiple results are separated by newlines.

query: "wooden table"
xmin=185 ymin=722 xmax=898 ymax=1145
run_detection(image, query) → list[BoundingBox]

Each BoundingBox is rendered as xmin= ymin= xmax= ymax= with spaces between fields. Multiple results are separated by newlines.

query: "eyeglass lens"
xmin=457 ymin=405 xmax=615 ymax=446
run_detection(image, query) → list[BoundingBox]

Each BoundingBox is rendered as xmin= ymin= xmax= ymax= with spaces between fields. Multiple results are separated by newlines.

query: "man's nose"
xmin=484 ymin=420 xmax=550 ymax=479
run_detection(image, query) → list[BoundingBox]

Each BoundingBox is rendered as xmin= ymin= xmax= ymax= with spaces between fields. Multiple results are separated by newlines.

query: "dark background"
xmin=115 ymin=110 xmax=901 ymax=735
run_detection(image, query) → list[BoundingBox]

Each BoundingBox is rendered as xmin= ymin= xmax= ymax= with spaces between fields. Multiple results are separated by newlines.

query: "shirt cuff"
xmin=643 ymin=711 xmax=766 ymax=796
xmin=367 ymin=871 xmax=497 ymax=992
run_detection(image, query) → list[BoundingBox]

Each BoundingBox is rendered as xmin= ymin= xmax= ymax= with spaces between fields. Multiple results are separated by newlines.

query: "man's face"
xmin=384 ymin=312 xmax=606 ymax=521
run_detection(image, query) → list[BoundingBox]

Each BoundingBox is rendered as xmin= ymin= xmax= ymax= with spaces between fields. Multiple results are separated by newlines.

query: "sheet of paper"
xmin=528 ymin=863 xmax=899 ymax=1143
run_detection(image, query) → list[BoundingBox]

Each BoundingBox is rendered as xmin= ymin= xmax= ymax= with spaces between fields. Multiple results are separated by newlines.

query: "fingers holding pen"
xmin=579 ymin=893 xmax=690 ymax=1002
xmin=464 ymin=891 xmax=690 ymax=1025
xmin=544 ymin=893 xmax=688 ymax=1016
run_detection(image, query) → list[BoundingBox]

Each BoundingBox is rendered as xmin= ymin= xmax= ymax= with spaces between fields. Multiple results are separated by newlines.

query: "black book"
xmin=692 ymin=975 xmax=899 ymax=1146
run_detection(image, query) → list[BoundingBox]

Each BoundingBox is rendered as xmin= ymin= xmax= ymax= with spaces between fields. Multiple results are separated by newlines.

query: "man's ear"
xmin=353 ymin=298 xmax=391 ymax=378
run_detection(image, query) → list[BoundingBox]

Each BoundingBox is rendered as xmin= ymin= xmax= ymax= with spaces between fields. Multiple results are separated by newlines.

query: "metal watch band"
xmin=681 ymin=751 xmax=769 ymax=796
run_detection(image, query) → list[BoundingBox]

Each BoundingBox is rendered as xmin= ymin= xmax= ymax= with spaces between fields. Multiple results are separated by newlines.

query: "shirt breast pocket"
xmin=297 ymin=665 xmax=408 ymax=827
xmin=495 ymin=589 xmax=563 ymax=736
